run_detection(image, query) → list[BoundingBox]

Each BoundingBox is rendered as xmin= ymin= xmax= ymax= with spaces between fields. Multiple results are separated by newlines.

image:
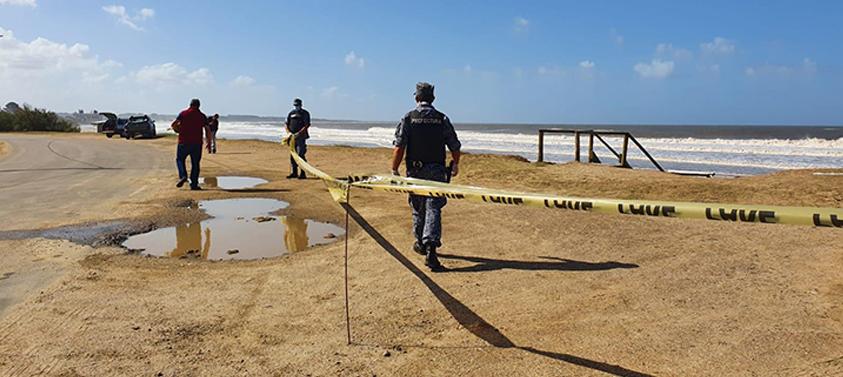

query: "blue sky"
xmin=1 ymin=0 xmax=841 ymax=124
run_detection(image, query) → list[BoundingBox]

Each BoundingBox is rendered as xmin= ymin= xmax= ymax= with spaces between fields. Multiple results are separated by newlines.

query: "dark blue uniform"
xmin=393 ymin=102 xmax=461 ymax=248
xmin=286 ymin=108 xmax=311 ymax=176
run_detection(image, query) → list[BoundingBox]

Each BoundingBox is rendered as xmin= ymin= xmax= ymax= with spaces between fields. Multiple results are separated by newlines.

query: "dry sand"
xmin=0 ymin=140 xmax=9 ymax=159
xmin=0 ymin=135 xmax=841 ymax=376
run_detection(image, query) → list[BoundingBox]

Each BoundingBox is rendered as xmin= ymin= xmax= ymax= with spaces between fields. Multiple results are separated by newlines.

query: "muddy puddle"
xmin=200 ymin=176 xmax=268 ymax=190
xmin=122 ymin=198 xmax=344 ymax=260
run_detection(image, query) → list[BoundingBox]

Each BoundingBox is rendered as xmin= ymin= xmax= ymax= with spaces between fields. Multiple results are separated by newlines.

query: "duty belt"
xmin=407 ymin=160 xmax=443 ymax=169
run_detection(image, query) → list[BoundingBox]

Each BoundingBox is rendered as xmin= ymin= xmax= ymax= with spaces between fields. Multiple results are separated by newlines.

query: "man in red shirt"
xmin=171 ymin=98 xmax=211 ymax=190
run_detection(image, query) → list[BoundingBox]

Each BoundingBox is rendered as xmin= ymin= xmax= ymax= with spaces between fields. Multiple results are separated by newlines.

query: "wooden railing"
xmin=537 ymin=129 xmax=665 ymax=172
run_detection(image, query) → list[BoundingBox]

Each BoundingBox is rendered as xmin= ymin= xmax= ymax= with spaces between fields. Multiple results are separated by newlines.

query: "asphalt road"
xmin=0 ymin=134 xmax=170 ymax=231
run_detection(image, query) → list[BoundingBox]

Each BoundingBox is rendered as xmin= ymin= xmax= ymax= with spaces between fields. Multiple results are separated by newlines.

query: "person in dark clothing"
xmin=391 ymin=82 xmax=462 ymax=271
xmin=285 ymin=98 xmax=311 ymax=179
xmin=207 ymin=114 xmax=219 ymax=154
xmin=171 ymin=98 xmax=211 ymax=190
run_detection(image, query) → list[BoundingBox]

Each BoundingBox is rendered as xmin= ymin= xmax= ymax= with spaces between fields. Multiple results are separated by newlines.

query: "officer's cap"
xmin=293 ymin=98 xmax=302 ymax=105
xmin=414 ymin=82 xmax=435 ymax=98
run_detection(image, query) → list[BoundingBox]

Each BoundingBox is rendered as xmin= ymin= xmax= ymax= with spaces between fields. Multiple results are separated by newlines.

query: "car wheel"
xmin=106 ymin=133 xmax=113 ymax=138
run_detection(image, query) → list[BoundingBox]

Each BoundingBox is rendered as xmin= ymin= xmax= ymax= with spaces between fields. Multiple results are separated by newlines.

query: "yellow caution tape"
xmin=284 ymin=136 xmax=843 ymax=228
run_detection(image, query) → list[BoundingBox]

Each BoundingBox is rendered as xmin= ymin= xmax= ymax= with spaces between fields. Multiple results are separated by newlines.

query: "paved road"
xmin=0 ymin=134 xmax=170 ymax=231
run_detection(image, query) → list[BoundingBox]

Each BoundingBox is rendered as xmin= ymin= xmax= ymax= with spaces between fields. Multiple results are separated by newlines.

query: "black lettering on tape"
xmin=813 ymin=214 xmax=843 ymax=228
xmin=720 ymin=208 xmax=738 ymax=222
xmin=547 ymin=199 xmax=593 ymax=211
xmin=706 ymin=208 xmax=777 ymax=223
xmin=663 ymin=206 xmax=676 ymax=217
xmin=483 ymin=195 xmax=525 ymax=206
xmin=758 ymin=210 xmax=776 ymax=223
xmin=619 ymin=204 xmax=676 ymax=217
xmin=430 ymin=192 xmax=465 ymax=199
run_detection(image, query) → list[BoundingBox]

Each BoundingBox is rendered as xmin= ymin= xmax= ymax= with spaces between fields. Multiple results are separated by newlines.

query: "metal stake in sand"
xmin=344 ymin=188 xmax=352 ymax=345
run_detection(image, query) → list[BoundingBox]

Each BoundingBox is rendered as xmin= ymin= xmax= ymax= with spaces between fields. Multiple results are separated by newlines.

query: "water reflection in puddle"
xmin=123 ymin=199 xmax=344 ymax=260
xmin=200 ymin=176 xmax=269 ymax=190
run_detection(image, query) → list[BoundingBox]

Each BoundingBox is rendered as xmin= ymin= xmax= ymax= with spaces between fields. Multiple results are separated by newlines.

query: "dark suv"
xmin=124 ymin=115 xmax=157 ymax=139
xmin=93 ymin=112 xmax=128 ymax=138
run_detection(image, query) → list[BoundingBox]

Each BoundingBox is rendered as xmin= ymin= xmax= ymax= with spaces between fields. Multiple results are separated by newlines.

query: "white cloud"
xmin=656 ymin=43 xmax=692 ymax=60
xmin=537 ymin=65 xmax=563 ymax=76
xmin=0 ymin=26 xmax=116 ymax=80
xmin=514 ymin=17 xmax=529 ymax=32
xmin=185 ymin=68 xmax=212 ymax=85
xmin=0 ymin=0 xmax=36 ymax=7
xmin=102 ymin=5 xmax=155 ymax=31
xmin=745 ymin=58 xmax=818 ymax=78
xmin=701 ymin=37 xmax=735 ymax=55
xmin=230 ymin=75 xmax=255 ymax=87
xmin=138 ymin=8 xmax=154 ymax=20
xmin=633 ymin=59 xmax=675 ymax=79
xmin=134 ymin=63 xmax=213 ymax=86
xmin=579 ymin=60 xmax=595 ymax=69
xmin=344 ymin=51 xmax=365 ymax=69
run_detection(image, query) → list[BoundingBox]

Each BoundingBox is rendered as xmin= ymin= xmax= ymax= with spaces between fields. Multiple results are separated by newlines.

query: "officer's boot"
xmin=424 ymin=244 xmax=443 ymax=272
xmin=286 ymin=168 xmax=298 ymax=179
xmin=413 ymin=240 xmax=425 ymax=255
xmin=298 ymin=171 xmax=307 ymax=179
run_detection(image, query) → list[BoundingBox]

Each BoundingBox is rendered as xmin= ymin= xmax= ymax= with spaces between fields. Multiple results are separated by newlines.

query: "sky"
xmin=0 ymin=0 xmax=841 ymax=124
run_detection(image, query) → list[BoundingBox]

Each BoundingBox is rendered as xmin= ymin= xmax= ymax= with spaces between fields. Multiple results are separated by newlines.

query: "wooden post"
xmin=574 ymin=131 xmax=581 ymax=162
xmin=620 ymin=134 xmax=630 ymax=168
xmin=629 ymin=135 xmax=665 ymax=172
xmin=587 ymin=132 xmax=595 ymax=163
xmin=537 ymin=130 xmax=544 ymax=162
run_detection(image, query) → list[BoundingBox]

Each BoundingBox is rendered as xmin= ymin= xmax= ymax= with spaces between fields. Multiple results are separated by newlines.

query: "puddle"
xmin=122 ymin=199 xmax=344 ymax=261
xmin=200 ymin=176 xmax=268 ymax=190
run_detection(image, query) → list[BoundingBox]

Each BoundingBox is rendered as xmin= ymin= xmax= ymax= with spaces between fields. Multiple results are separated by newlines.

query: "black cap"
xmin=190 ymin=98 xmax=200 ymax=108
xmin=415 ymin=82 xmax=434 ymax=98
xmin=293 ymin=98 xmax=302 ymax=105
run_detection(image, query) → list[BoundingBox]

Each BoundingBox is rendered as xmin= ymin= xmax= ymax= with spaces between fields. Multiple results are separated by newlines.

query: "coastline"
xmin=0 ymin=133 xmax=841 ymax=376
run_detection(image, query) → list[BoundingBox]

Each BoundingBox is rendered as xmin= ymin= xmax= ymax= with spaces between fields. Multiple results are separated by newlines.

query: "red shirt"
xmin=176 ymin=107 xmax=207 ymax=144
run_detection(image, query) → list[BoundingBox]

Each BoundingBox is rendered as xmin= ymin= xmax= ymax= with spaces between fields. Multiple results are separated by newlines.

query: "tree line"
xmin=0 ymin=102 xmax=79 ymax=133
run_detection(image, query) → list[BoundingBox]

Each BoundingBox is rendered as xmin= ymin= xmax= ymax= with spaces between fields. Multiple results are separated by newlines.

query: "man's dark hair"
xmin=190 ymin=98 xmax=201 ymax=108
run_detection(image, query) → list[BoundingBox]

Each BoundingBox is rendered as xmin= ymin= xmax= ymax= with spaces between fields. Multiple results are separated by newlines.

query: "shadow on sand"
xmin=437 ymin=254 xmax=639 ymax=273
xmin=342 ymin=203 xmax=654 ymax=377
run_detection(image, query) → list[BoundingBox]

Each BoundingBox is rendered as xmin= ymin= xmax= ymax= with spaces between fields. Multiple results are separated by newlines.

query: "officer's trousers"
xmin=289 ymin=142 xmax=307 ymax=174
xmin=408 ymin=163 xmax=448 ymax=247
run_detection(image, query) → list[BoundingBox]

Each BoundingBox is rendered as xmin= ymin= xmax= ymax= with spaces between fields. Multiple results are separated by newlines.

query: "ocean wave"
xmin=155 ymin=122 xmax=842 ymax=174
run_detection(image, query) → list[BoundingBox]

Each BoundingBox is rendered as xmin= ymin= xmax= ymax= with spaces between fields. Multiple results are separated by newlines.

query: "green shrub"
xmin=0 ymin=104 xmax=79 ymax=133
xmin=0 ymin=111 xmax=14 ymax=132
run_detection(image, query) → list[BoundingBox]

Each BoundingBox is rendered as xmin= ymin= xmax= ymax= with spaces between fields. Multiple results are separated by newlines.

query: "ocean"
xmin=88 ymin=120 xmax=843 ymax=176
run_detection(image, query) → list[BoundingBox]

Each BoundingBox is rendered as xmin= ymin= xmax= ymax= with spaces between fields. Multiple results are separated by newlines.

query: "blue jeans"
xmin=176 ymin=143 xmax=202 ymax=187
xmin=408 ymin=163 xmax=448 ymax=247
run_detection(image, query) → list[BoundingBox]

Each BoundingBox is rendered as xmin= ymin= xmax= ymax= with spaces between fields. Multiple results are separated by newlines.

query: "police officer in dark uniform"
xmin=285 ymin=98 xmax=311 ymax=179
xmin=391 ymin=82 xmax=461 ymax=271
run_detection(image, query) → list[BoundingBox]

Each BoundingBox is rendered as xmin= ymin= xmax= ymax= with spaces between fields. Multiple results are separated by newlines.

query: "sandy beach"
xmin=0 ymin=133 xmax=841 ymax=376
